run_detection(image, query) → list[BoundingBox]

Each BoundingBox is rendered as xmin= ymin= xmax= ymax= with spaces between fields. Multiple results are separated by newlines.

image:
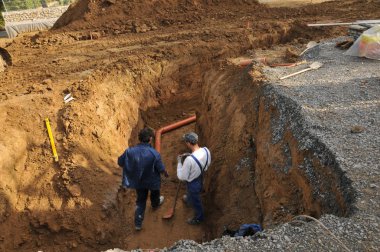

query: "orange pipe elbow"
xmin=155 ymin=115 xmax=197 ymax=153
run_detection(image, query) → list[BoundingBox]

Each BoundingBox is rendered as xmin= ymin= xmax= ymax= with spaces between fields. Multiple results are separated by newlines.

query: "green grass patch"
xmin=0 ymin=3 xmax=4 ymax=31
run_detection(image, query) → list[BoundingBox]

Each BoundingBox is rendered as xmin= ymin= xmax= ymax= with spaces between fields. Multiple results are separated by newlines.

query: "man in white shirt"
xmin=177 ymin=132 xmax=211 ymax=225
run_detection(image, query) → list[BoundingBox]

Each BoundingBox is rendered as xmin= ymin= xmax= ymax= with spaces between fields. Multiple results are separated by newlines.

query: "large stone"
xmin=66 ymin=184 xmax=82 ymax=197
xmin=0 ymin=57 xmax=5 ymax=73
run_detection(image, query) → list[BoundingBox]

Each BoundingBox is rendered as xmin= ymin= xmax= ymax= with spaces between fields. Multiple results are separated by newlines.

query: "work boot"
xmin=187 ymin=218 xmax=202 ymax=225
xmin=182 ymin=194 xmax=191 ymax=207
xmin=182 ymin=195 xmax=187 ymax=203
xmin=152 ymin=196 xmax=165 ymax=210
xmin=159 ymin=196 xmax=164 ymax=206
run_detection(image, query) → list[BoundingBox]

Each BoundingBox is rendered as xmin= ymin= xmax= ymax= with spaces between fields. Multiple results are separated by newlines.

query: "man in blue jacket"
xmin=118 ymin=127 xmax=168 ymax=231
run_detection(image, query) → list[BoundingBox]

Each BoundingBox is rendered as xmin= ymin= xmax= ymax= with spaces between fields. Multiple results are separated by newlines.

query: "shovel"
xmin=280 ymin=62 xmax=323 ymax=80
xmin=299 ymin=41 xmax=318 ymax=56
xmin=162 ymin=181 xmax=181 ymax=219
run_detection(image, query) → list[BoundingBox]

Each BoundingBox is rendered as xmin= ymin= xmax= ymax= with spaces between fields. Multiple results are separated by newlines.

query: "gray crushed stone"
xmin=266 ymin=37 xmax=379 ymax=218
xmin=106 ymin=38 xmax=379 ymax=252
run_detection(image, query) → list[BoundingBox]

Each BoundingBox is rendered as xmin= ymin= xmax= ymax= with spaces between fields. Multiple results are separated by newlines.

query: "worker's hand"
xmin=178 ymin=153 xmax=190 ymax=164
xmin=177 ymin=155 xmax=182 ymax=164
xmin=163 ymin=170 xmax=169 ymax=178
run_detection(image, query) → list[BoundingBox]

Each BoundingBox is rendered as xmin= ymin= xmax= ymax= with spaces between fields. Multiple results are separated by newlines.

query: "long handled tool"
xmin=45 ymin=118 xmax=59 ymax=162
xmin=280 ymin=62 xmax=323 ymax=80
xmin=299 ymin=41 xmax=318 ymax=56
xmin=162 ymin=181 xmax=181 ymax=219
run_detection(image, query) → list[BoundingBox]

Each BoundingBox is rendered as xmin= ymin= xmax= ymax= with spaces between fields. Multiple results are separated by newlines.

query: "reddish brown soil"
xmin=1 ymin=0 xmax=380 ymax=251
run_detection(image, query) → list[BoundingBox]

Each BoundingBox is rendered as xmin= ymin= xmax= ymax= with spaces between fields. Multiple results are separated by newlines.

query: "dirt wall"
xmin=254 ymin=87 xmax=355 ymax=226
xmin=197 ymin=64 xmax=355 ymax=234
xmin=196 ymin=66 xmax=263 ymax=237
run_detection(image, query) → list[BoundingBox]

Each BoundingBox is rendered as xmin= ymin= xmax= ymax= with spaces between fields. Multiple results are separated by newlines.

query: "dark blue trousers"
xmin=187 ymin=177 xmax=204 ymax=221
xmin=135 ymin=189 xmax=160 ymax=227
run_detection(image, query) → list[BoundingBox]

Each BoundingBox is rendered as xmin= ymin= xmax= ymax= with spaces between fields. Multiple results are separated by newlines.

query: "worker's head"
xmin=139 ymin=127 xmax=154 ymax=144
xmin=183 ymin=132 xmax=198 ymax=147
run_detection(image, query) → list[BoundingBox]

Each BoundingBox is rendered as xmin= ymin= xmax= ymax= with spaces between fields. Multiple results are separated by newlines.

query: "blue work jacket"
xmin=117 ymin=143 xmax=165 ymax=190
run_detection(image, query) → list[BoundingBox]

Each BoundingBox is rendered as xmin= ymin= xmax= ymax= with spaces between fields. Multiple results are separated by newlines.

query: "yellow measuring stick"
xmin=45 ymin=118 xmax=59 ymax=162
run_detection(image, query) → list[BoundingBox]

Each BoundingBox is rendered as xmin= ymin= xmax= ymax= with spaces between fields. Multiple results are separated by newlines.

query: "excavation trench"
xmin=3 ymin=0 xmax=380 ymax=250
xmin=0 ymin=57 xmax=355 ymax=252
xmin=107 ymin=60 xmax=355 ymax=249
xmin=0 ymin=49 xmax=354 ymax=252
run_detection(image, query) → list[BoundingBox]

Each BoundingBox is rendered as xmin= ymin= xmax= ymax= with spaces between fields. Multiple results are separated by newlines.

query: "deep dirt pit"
xmin=2 ymin=0 xmax=380 ymax=250
xmin=0 ymin=57 xmax=353 ymax=252
xmin=111 ymin=60 xmax=355 ymax=250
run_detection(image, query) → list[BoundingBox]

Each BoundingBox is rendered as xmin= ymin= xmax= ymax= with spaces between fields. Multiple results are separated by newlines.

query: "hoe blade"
xmin=162 ymin=207 xmax=174 ymax=219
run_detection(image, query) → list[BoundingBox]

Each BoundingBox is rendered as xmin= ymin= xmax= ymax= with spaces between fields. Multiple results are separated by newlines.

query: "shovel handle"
xmin=280 ymin=67 xmax=312 ymax=80
xmin=299 ymin=48 xmax=309 ymax=56
xmin=162 ymin=180 xmax=182 ymax=219
xmin=172 ymin=181 xmax=181 ymax=210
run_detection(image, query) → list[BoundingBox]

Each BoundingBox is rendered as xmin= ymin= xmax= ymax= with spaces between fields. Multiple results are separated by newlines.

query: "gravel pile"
xmin=266 ymin=37 xmax=379 ymax=218
xmin=2 ymin=6 xmax=68 ymax=23
xmin=163 ymin=214 xmax=378 ymax=252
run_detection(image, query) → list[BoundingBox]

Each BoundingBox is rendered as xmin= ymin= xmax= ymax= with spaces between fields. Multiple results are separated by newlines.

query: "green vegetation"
xmin=3 ymin=0 xmax=43 ymax=11
xmin=0 ymin=0 xmax=74 ymax=30
xmin=0 ymin=2 xmax=4 ymax=30
xmin=1 ymin=0 xmax=73 ymax=12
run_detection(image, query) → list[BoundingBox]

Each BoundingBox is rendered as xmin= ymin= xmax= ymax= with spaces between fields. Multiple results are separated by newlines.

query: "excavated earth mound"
xmin=54 ymin=0 xmax=261 ymax=32
xmin=0 ymin=0 xmax=380 ymax=251
xmin=54 ymin=0 xmax=380 ymax=36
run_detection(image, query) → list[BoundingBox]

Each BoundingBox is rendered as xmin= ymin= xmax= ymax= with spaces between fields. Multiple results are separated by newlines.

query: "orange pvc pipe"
xmin=155 ymin=115 xmax=197 ymax=153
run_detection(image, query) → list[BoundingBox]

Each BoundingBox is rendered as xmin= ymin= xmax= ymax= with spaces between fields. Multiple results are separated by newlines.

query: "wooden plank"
xmin=308 ymin=20 xmax=380 ymax=27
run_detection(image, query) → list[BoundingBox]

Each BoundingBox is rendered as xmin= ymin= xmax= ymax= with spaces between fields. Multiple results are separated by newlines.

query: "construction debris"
xmin=351 ymin=125 xmax=366 ymax=134
xmin=345 ymin=25 xmax=380 ymax=60
xmin=64 ymin=93 xmax=75 ymax=103
xmin=336 ymin=40 xmax=354 ymax=50
xmin=307 ymin=20 xmax=380 ymax=27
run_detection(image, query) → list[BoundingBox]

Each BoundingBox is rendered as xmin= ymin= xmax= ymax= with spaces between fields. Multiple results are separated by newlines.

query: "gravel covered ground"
xmin=107 ymin=39 xmax=379 ymax=252
xmin=266 ymin=38 xmax=379 ymax=220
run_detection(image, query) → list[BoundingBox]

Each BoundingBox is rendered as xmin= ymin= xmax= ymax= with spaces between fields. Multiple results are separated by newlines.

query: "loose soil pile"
xmin=1 ymin=0 xmax=380 ymax=251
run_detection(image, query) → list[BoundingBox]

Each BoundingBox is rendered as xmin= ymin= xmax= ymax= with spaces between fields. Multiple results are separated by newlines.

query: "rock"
xmin=284 ymin=48 xmax=299 ymax=63
xmin=72 ymin=241 xmax=78 ymax=248
xmin=42 ymin=78 xmax=53 ymax=85
xmin=350 ymin=125 xmax=365 ymax=133
xmin=92 ymin=130 xmax=100 ymax=138
xmin=135 ymin=24 xmax=149 ymax=33
xmin=67 ymin=184 xmax=82 ymax=197
xmin=0 ymin=57 xmax=5 ymax=73
xmin=97 ymin=230 xmax=107 ymax=245
xmin=91 ymin=32 xmax=101 ymax=39
xmin=284 ymin=235 xmax=290 ymax=242
xmin=46 ymin=72 xmax=56 ymax=78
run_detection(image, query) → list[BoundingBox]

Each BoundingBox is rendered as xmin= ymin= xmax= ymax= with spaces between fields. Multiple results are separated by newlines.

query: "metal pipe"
xmin=154 ymin=115 xmax=196 ymax=152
